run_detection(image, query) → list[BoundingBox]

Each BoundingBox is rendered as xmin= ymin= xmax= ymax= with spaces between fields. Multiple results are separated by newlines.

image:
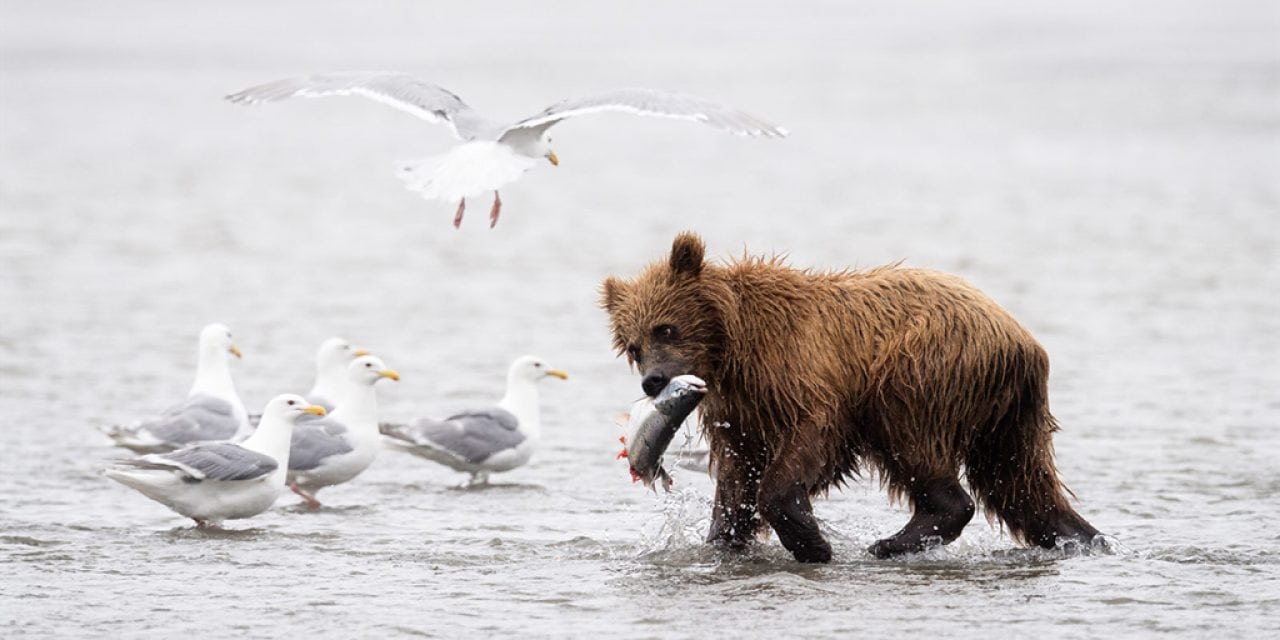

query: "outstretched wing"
xmin=499 ymin=88 xmax=788 ymax=143
xmin=121 ymin=442 xmax=278 ymax=482
xmin=225 ymin=71 xmax=495 ymax=140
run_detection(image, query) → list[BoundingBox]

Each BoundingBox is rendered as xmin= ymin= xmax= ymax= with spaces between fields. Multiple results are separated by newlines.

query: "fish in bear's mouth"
xmin=616 ymin=375 xmax=707 ymax=491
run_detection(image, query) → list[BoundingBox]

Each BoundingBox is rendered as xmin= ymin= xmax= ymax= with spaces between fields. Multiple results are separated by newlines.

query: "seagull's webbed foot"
xmin=290 ymin=481 xmax=322 ymax=509
xmin=489 ymin=191 xmax=502 ymax=228
xmin=453 ymin=198 xmax=466 ymax=229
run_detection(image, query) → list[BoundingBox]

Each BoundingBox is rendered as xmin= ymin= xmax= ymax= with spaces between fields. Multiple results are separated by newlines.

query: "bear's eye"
xmin=626 ymin=345 xmax=642 ymax=364
xmin=652 ymin=324 xmax=679 ymax=342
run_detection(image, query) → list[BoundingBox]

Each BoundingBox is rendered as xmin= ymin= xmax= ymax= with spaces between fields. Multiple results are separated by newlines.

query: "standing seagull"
xmin=226 ymin=72 xmax=788 ymax=228
xmin=104 ymin=394 xmax=324 ymax=527
xmin=286 ymin=355 xmax=400 ymax=507
xmin=101 ymin=324 xmax=251 ymax=453
xmin=381 ymin=355 xmax=567 ymax=485
xmin=307 ymin=337 xmax=370 ymax=410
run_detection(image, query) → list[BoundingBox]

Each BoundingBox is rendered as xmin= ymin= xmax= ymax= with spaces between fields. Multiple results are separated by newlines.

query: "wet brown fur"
xmin=601 ymin=232 xmax=1098 ymax=561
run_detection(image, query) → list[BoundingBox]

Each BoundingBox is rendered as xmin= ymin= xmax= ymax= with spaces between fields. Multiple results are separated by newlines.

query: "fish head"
xmin=654 ymin=375 xmax=707 ymax=415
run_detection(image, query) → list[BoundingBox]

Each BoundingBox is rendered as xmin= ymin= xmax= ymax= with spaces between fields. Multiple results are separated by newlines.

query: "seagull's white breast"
xmin=397 ymin=141 xmax=537 ymax=202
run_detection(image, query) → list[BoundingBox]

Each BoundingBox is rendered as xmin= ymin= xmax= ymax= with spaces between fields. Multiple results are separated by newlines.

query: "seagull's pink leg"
xmin=489 ymin=191 xmax=502 ymax=228
xmin=290 ymin=481 xmax=322 ymax=509
xmin=453 ymin=198 xmax=466 ymax=229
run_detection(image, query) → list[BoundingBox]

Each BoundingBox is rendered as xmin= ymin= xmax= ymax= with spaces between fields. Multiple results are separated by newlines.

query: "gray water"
xmin=2 ymin=1 xmax=1278 ymax=637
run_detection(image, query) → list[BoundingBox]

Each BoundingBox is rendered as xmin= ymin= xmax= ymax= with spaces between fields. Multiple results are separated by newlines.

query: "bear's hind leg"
xmin=868 ymin=478 xmax=975 ymax=559
xmin=963 ymin=373 xmax=1101 ymax=550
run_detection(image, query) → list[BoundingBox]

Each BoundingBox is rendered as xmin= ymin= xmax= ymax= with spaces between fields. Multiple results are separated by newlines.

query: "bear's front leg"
xmin=706 ymin=453 xmax=761 ymax=550
xmin=758 ymin=481 xmax=832 ymax=563
xmin=758 ymin=447 xmax=833 ymax=563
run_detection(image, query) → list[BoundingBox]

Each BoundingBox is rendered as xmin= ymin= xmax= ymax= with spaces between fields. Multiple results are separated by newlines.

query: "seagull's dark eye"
xmin=366 ymin=363 xmax=373 ymax=367
xmin=626 ymin=345 xmax=642 ymax=365
xmin=287 ymin=400 xmax=296 ymax=406
xmin=652 ymin=324 xmax=679 ymax=342
xmin=534 ymin=362 xmax=543 ymax=368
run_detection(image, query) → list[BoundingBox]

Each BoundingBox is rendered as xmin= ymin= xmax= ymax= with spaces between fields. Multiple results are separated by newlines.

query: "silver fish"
xmin=617 ymin=375 xmax=707 ymax=491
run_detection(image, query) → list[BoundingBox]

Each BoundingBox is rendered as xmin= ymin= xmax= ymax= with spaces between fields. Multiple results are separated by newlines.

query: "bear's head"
xmin=600 ymin=231 xmax=730 ymax=398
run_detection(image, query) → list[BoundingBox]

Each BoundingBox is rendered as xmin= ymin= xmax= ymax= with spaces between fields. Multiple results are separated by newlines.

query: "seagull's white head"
xmin=505 ymin=131 xmax=557 ymax=166
xmin=347 ymin=355 xmax=401 ymax=386
xmin=508 ymin=355 xmax=569 ymax=384
xmin=264 ymin=394 xmax=327 ymax=422
xmin=199 ymin=323 xmax=241 ymax=359
xmin=317 ymin=337 xmax=368 ymax=372
xmin=540 ymin=133 xmax=558 ymax=166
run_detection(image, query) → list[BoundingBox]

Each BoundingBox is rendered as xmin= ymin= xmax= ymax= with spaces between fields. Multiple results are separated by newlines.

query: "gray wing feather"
xmin=388 ymin=408 xmax=524 ymax=465
xmin=126 ymin=443 xmax=278 ymax=481
xmin=499 ymin=88 xmax=788 ymax=141
xmin=225 ymin=71 xmax=497 ymax=140
xmin=141 ymin=395 xmax=240 ymax=444
xmin=288 ymin=418 xmax=354 ymax=471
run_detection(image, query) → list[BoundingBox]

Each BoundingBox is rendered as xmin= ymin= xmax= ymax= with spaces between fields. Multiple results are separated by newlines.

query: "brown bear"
xmin=600 ymin=232 xmax=1100 ymax=563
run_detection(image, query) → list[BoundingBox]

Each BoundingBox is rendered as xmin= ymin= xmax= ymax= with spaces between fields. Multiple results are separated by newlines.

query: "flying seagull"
xmin=226 ymin=72 xmax=788 ymax=228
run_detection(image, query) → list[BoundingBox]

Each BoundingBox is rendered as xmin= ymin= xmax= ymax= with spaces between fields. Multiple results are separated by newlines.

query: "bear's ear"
xmin=669 ymin=231 xmax=705 ymax=277
xmin=600 ymin=276 xmax=626 ymax=313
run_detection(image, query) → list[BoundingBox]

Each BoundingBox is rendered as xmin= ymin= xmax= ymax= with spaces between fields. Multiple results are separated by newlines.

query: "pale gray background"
xmin=1 ymin=1 xmax=1277 ymax=637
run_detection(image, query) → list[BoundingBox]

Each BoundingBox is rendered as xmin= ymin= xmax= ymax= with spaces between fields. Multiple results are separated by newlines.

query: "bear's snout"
xmin=641 ymin=371 xmax=671 ymax=398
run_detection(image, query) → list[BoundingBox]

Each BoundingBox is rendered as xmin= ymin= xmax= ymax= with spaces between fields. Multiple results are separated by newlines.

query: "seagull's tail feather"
xmin=98 ymin=423 xmax=170 ymax=454
xmin=396 ymin=141 xmax=537 ymax=203
xmin=379 ymin=421 xmax=459 ymax=466
xmin=104 ymin=466 xmax=188 ymax=505
xmin=379 ymin=422 xmax=412 ymax=440
xmin=380 ymin=422 xmax=425 ymax=454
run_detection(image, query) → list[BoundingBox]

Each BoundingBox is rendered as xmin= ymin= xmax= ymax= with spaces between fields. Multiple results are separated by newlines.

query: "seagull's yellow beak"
xmin=353 ymin=348 xmax=370 ymax=357
xmin=303 ymin=405 xmax=327 ymax=417
xmin=546 ymin=369 xmax=569 ymax=380
xmin=547 ymin=151 xmax=559 ymax=167
xmin=380 ymin=369 xmax=401 ymax=381
xmin=229 ymin=345 xmax=242 ymax=359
